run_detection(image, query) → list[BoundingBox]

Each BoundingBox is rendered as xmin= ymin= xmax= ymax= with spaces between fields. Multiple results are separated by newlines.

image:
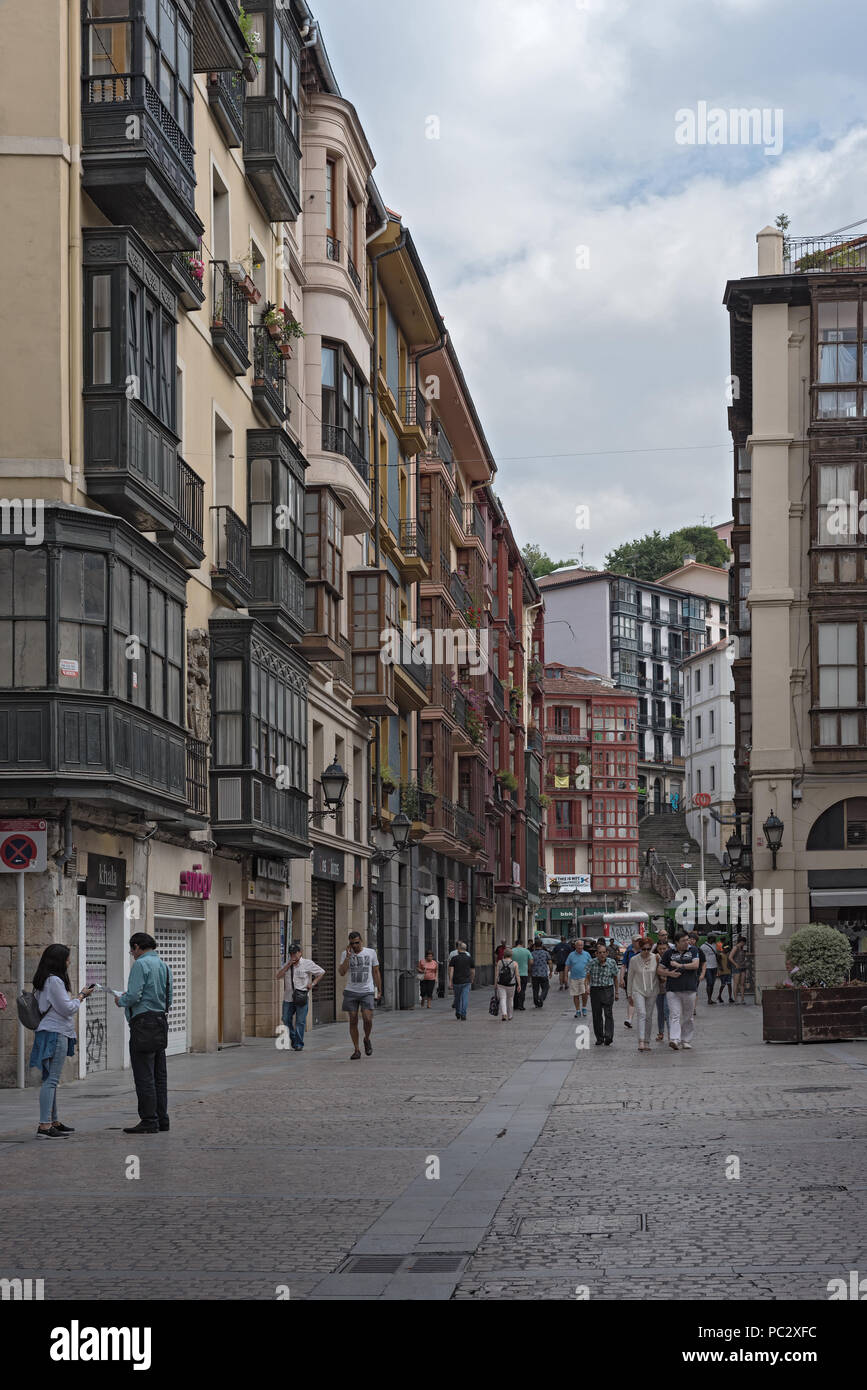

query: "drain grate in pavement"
xmin=407 ymin=1095 xmax=480 ymax=1103
xmin=782 ymin=1086 xmax=851 ymax=1094
xmin=408 ymin=1256 xmax=467 ymax=1273
xmin=343 ymin=1256 xmax=404 ymax=1274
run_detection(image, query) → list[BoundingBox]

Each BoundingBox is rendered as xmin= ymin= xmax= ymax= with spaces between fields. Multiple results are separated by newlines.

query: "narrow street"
xmin=1 ymin=994 xmax=864 ymax=1301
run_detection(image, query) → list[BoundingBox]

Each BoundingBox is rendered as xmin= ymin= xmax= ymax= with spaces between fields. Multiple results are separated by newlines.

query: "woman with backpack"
xmin=29 ymin=944 xmax=94 ymax=1138
xmin=495 ymin=949 xmax=519 ymax=1021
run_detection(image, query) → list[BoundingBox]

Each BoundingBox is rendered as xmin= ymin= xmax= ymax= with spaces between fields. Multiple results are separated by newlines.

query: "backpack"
xmin=498 ymin=962 xmax=514 ymax=987
xmin=17 ymin=988 xmax=47 ymax=1031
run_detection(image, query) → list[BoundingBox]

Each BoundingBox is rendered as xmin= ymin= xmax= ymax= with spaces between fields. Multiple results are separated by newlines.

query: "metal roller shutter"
xmin=311 ymin=880 xmax=336 ymax=1025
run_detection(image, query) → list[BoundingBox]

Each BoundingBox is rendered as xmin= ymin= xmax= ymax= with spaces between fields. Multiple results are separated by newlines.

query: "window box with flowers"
xmin=380 ymin=765 xmax=399 ymax=795
xmin=237 ymin=6 xmax=261 ymax=82
xmin=263 ymin=304 xmax=305 ymax=357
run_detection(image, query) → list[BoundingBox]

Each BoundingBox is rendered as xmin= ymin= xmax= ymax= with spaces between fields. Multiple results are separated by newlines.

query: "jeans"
xmin=282 ymin=997 xmax=309 ymax=1049
xmin=634 ymin=992 xmax=656 ymax=1045
xmin=453 ymin=981 xmax=470 ymax=1018
xmin=130 ymin=1044 xmax=168 ymax=1127
xmin=38 ymin=1044 xmax=67 ymax=1124
xmin=515 ymin=977 xmax=528 ymax=1010
xmin=590 ymin=985 xmax=615 ymax=1042
xmin=655 ymin=992 xmax=670 ymax=1033
xmin=667 ymin=991 xmax=696 ymax=1045
xmin=717 ymin=974 xmax=733 ymax=1001
xmin=531 ymin=975 xmax=550 ymax=1007
xmin=496 ymin=984 xmax=516 ymax=1019
xmin=704 ymin=968 xmax=717 ymax=1001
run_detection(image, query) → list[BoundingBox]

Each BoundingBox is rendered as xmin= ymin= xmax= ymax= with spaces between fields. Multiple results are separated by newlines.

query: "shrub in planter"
xmin=380 ymin=764 xmax=398 ymax=793
xmin=496 ymin=768 xmax=518 ymax=792
xmin=783 ymin=923 xmax=853 ymax=987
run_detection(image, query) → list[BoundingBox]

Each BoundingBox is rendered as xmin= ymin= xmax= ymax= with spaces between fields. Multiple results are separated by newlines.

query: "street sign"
xmin=693 ymin=793 xmax=712 ymax=808
xmin=0 ymin=819 xmax=47 ymax=873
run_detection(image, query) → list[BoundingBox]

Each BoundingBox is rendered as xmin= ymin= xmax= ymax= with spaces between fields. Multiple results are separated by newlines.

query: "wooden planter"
xmin=762 ymin=986 xmax=867 ymax=1043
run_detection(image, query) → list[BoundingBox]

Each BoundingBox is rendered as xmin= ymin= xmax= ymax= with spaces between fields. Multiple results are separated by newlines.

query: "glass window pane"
xmin=215 ymin=660 xmax=242 ymax=712
xmin=14 ymin=549 xmax=46 ymax=615
xmin=150 ymin=590 xmax=165 ymax=654
xmin=178 ymin=21 xmax=192 ymax=90
xmin=0 ymin=621 xmax=10 ymax=683
xmin=839 ymin=668 xmax=858 ymax=704
xmin=60 ymin=552 xmax=82 ymax=618
xmin=59 ymin=623 xmax=81 ymax=684
xmin=83 ymin=553 xmax=106 ymax=620
xmin=93 ymin=275 xmax=111 ymax=329
xmin=92 ymin=0 xmax=129 ymax=15
xmin=93 ymin=333 xmax=111 ymax=386
xmin=840 ymin=714 xmax=858 ymax=744
xmin=145 ymin=0 xmax=158 ymax=34
xmin=322 ymin=347 xmax=336 ymax=389
xmin=838 ymin=624 xmax=858 ymax=663
xmin=15 ymin=622 xmax=46 ymax=686
xmin=151 ymin=654 xmax=164 ymax=717
xmin=113 ymin=561 xmax=130 ymax=630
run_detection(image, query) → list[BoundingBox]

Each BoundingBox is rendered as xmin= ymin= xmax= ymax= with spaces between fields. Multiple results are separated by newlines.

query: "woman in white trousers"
xmin=626 ymin=940 xmax=659 ymax=1052
xmin=496 ymin=951 xmax=519 ymax=1021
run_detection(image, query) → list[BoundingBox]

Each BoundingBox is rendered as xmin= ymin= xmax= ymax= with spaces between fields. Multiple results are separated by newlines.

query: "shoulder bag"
xmin=128 ymin=963 xmax=170 ymax=1053
xmin=291 ymin=963 xmax=309 ymax=1007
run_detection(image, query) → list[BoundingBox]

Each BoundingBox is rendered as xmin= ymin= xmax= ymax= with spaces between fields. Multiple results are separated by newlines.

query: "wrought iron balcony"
xmin=164 ymin=249 xmax=206 ymax=310
xmin=508 ymin=607 xmax=516 ymax=636
xmin=348 ymin=255 xmax=362 ymax=294
xmin=210 ymin=262 xmax=250 ymax=374
xmin=186 ymin=736 xmax=209 ymax=817
xmin=321 ymin=424 xmax=369 ymax=484
xmin=450 ymin=490 xmax=465 ymax=529
xmin=527 ymin=727 xmax=544 ymax=754
xmin=326 ymin=235 xmax=342 ymax=262
xmin=157 ymin=456 xmax=205 ymax=569
xmin=785 ymin=234 xmax=867 ymax=273
xmin=211 ymin=505 xmax=252 ymax=606
xmin=450 ymin=569 xmax=471 ymax=613
xmin=251 ymin=326 xmax=288 ymax=425
xmin=207 ymin=69 xmax=246 ymax=147
xmin=243 ymin=96 xmax=302 ymax=223
xmin=399 ymin=520 xmax=430 ymax=563
xmin=464 ymin=503 xmax=485 ymax=541
xmin=81 ymin=74 xmax=202 ymax=252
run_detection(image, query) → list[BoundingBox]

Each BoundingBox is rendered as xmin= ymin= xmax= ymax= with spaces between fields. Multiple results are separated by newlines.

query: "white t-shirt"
xmin=701 ymin=943 xmax=718 ymax=969
xmin=340 ymin=947 xmax=379 ymax=994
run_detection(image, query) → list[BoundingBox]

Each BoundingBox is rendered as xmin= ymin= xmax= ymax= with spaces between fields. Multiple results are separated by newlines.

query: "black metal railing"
xmin=321 ymin=424 xmax=369 ymax=484
xmin=492 ymin=674 xmax=505 ymax=712
xmin=177 ymin=457 xmax=204 ymax=551
xmin=142 ymin=77 xmax=194 ymax=173
xmin=786 ymin=234 xmax=867 ymax=273
xmin=464 ymin=503 xmax=484 ymax=540
xmin=450 ymin=490 xmax=464 ymax=529
xmin=211 ymin=505 xmax=251 ymax=596
xmin=326 ymin=235 xmax=341 ymax=262
xmin=527 ymin=727 xmax=543 ymax=754
xmin=348 ymin=255 xmax=362 ymax=293
xmin=209 ymin=68 xmax=245 ymax=128
xmin=84 ymin=72 xmax=194 ymax=172
xmin=187 ymin=736 xmax=209 ymax=815
xmin=211 ymin=261 xmax=249 ymax=362
xmin=252 ymin=325 xmax=287 ymax=415
xmin=398 ymin=388 xmax=427 ymax=431
xmin=400 ymin=649 xmax=431 ymax=691
xmin=450 ymin=570 xmax=471 ymax=612
xmin=399 ymin=519 xmax=430 ymax=562
xmin=508 ymin=607 xmax=516 ymax=636
xmin=171 ymin=249 xmax=206 ymax=301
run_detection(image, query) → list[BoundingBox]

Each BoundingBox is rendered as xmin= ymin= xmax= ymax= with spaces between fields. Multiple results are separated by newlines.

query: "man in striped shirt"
xmin=588 ymin=942 xmax=621 ymax=1046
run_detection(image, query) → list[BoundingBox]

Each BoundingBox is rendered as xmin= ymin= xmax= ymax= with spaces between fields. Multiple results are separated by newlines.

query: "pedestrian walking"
xmin=448 ymin=941 xmax=475 ymax=1021
xmin=552 ymin=938 xmax=572 ymax=989
xmin=416 ymin=949 xmax=439 ymax=1008
xmin=627 ymin=938 xmax=659 ymax=1051
xmin=511 ymin=940 xmax=531 ymax=1010
xmin=276 ymin=942 xmax=324 ymax=1050
xmin=658 ymin=930 xmax=700 ymax=1050
xmin=30 ymin=944 xmax=95 ymax=1139
xmin=495 ymin=940 xmax=506 ymax=963
xmin=700 ymin=935 xmax=718 ymax=1003
xmin=653 ymin=929 xmax=671 ymax=1040
xmin=715 ymin=939 xmax=734 ymax=1003
xmin=529 ymin=941 xmax=553 ymax=1008
xmin=115 ymin=932 xmax=172 ymax=1134
xmin=729 ymin=935 xmax=748 ymax=1003
xmin=495 ymin=950 xmax=519 ymax=1020
xmin=620 ymin=937 xmax=642 ymax=1029
xmin=338 ymin=932 xmax=381 ymax=1058
xmin=564 ymin=940 xmax=592 ymax=1017
xmin=588 ymin=942 xmax=620 ymax=1046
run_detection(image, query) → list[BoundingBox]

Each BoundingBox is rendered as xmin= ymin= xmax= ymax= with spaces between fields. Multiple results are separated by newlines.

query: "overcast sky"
xmin=313 ymin=0 xmax=867 ymax=567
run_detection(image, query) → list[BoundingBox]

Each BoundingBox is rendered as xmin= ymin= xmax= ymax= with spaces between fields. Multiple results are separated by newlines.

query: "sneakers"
xmin=582 ymin=1009 xmax=588 ymax=1017
xmin=123 ymin=1122 xmax=158 ymax=1134
xmin=623 ymin=1020 xmax=632 ymax=1029
xmin=574 ymin=1010 xmax=582 ymax=1018
xmin=363 ymin=1038 xmax=372 ymax=1056
xmin=51 ymin=1122 xmax=75 ymax=1133
xmin=682 ymin=1042 xmax=693 ymax=1049
xmin=669 ymin=1041 xmax=680 ymax=1051
xmin=37 ymin=1125 xmax=66 ymax=1138
xmin=350 ymin=1049 xmax=361 ymax=1059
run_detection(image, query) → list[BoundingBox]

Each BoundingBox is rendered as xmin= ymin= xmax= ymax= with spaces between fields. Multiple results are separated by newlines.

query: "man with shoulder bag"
xmin=276 ymin=942 xmax=325 ymax=1051
xmin=115 ymin=932 xmax=172 ymax=1135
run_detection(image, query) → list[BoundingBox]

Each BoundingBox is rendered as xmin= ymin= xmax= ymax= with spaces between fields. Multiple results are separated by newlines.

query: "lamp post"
xmin=308 ymin=759 xmax=349 ymax=821
xmin=763 ymin=811 xmax=784 ymax=870
xmin=370 ymin=811 xmax=412 ymax=864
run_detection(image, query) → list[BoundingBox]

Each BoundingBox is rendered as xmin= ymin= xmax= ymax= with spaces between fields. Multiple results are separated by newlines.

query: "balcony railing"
xmin=398 ymin=388 xmax=427 ymax=432
xmin=508 ymin=607 xmax=516 ymax=636
xmin=450 ymin=490 xmax=464 ymax=529
xmin=187 ymin=736 xmax=209 ymax=816
xmin=177 ymin=457 xmax=204 ymax=555
xmin=785 ymin=234 xmax=867 ymax=273
xmin=207 ymin=69 xmax=245 ymax=145
xmin=348 ymin=255 xmax=362 ymax=294
xmin=450 ymin=569 xmax=471 ymax=612
xmin=243 ymin=96 xmax=301 ymax=223
xmin=211 ymin=505 xmax=252 ymax=602
xmin=399 ymin=519 xmax=430 ymax=562
xmin=210 ymin=261 xmax=250 ymax=372
xmin=326 ymin=235 xmax=341 ymax=262
xmin=321 ymin=424 xmax=369 ymax=484
xmin=251 ymin=325 xmax=288 ymax=423
xmin=168 ymin=250 xmax=206 ymax=309
xmin=527 ymin=727 xmax=544 ymax=754
xmin=492 ymin=674 xmax=505 ymax=713
xmin=463 ymin=502 xmax=485 ymax=541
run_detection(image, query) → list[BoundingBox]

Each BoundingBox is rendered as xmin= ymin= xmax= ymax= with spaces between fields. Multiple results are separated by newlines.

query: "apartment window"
xmin=325 ymin=160 xmax=336 ymax=238
xmin=696 ymin=768 xmax=702 ymax=793
xmin=695 ymin=715 xmax=702 ymax=742
xmin=817 ymin=462 xmax=857 ymax=545
xmin=249 ymin=453 xmax=304 ymax=563
xmin=322 ymin=342 xmax=366 ymax=452
xmin=553 ymin=706 xmax=572 ymax=734
xmin=612 ymin=615 xmax=637 ymax=642
xmin=552 ymin=848 xmax=575 ymax=875
xmin=305 ymin=488 xmax=343 ymax=590
xmin=710 ymin=764 xmax=716 ymax=791
xmin=709 ymin=708 xmax=715 ymax=736
xmin=709 ymin=662 xmax=714 ymax=685
xmin=816 ymin=300 xmax=858 ymax=419
xmin=86 ymin=0 xmax=132 ymax=82
xmin=817 ymin=621 xmax=859 ymax=746
xmin=273 ymin=15 xmax=301 ymax=140
xmin=350 ymin=570 xmax=396 ymax=699
xmin=85 ymin=256 xmax=176 ymax=433
xmin=346 ymin=189 xmax=357 ymax=265
xmin=554 ymin=801 xmax=574 ymax=831
xmin=112 ymin=559 xmax=182 ymax=719
xmin=695 ymin=668 xmax=701 ymax=693
xmin=0 ymin=549 xmax=48 ymax=687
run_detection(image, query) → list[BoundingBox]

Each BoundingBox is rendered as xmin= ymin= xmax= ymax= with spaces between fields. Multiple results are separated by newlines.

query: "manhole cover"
xmin=408 ymin=1256 xmax=466 ymax=1273
xmin=343 ymin=1256 xmax=404 ymax=1273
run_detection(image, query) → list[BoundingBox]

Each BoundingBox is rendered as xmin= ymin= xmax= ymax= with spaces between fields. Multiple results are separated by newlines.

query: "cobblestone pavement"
xmin=0 ymin=988 xmax=865 ymax=1300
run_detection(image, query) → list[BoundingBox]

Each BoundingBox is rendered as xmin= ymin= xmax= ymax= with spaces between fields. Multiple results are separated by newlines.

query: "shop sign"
xmin=312 ymin=847 xmax=344 ymax=883
xmin=254 ymin=856 xmax=290 ymax=885
xmin=180 ymin=865 xmax=212 ymax=899
xmin=86 ymin=853 xmax=126 ymax=902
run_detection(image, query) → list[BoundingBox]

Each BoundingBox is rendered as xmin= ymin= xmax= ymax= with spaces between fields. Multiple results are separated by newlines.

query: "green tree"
xmin=521 ymin=543 xmax=578 ymax=578
xmin=605 ymin=525 xmax=729 ymax=581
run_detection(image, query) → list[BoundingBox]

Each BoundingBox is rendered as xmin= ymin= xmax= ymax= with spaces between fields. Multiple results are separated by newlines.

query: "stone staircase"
xmin=639 ymin=812 xmax=720 ymax=901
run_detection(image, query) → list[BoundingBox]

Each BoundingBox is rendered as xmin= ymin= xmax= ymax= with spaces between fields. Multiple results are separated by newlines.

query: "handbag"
xmin=290 ymin=963 xmax=309 ymax=1007
xmin=488 ymin=992 xmax=499 ymax=1016
xmin=17 ymin=989 xmax=48 ymax=1031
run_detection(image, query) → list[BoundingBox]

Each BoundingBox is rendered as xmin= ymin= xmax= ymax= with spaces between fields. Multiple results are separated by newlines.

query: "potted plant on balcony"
xmin=496 ymin=768 xmax=518 ymax=793
xmin=180 ymin=248 xmax=204 ymax=284
xmin=380 ymin=764 xmax=399 ymax=796
xmin=762 ymin=923 xmax=867 ymax=1043
xmin=538 ymin=793 xmax=552 ymax=810
xmin=263 ymin=305 xmax=305 ymax=356
xmin=237 ymin=6 xmax=261 ymax=81
xmin=229 ymin=246 xmax=262 ymax=304
xmin=467 ymin=830 xmax=484 ymax=858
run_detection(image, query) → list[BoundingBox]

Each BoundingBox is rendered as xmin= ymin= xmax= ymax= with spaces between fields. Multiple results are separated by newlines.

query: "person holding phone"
xmin=276 ymin=942 xmax=324 ymax=1049
xmin=115 ymin=932 xmax=172 ymax=1134
xmin=338 ymin=932 xmax=381 ymax=1059
xmin=30 ymin=944 xmax=94 ymax=1138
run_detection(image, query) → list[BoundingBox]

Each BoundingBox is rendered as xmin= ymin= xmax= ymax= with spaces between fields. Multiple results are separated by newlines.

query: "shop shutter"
xmin=311 ymin=880 xmax=336 ymax=1025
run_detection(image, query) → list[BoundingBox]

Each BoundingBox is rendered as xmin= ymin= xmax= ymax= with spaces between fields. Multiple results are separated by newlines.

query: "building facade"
xmin=724 ymin=223 xmax=867 ymax=987
xmin=682 ymin=640 xmax=735 ymax=866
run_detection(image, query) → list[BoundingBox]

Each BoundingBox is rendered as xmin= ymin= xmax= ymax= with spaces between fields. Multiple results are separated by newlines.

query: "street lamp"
xmin=726 ymin=831 xmax=744 ymax=868
xmin=763 ymin=811 xmax=784 ymax=870
xmin=370 ymin=811 xmax=412 ymax=864
xmin=309 ymin=759 xmax=349 ymax=821
xmin=720 ymin=864 xmax=734 ymax=889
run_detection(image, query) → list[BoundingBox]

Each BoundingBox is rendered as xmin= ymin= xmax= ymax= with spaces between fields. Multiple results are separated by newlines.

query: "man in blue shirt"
xmin=116 ymin=932 xmax=172 ymax=1134
xmin=564 ymin=941 xmax=592 ymax=1018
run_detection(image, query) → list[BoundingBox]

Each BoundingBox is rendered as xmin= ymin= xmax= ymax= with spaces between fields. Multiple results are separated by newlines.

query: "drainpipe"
xmin=368 ymin=230 xmax=407 ymax=834
xmin=53 ymin=802 xmax=74 ymax=897
xmin=68 ymin=0 xmax=83 ymax=501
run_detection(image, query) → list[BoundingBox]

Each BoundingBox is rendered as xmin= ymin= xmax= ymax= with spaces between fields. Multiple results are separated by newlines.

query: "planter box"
xmin=762 ymin=986 xmax=867 ymax=1043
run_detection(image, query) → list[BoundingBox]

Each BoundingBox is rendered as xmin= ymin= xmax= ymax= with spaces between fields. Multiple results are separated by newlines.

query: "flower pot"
xmin=267 ymin=322 xmax=282 ymax=339
xmin=242 ymin=54 xmax=259 ymax=82
xmin=278 ymin=343 xmax=292 ymax=358
xmin=228 ymin=262 xmax=246 ymax=283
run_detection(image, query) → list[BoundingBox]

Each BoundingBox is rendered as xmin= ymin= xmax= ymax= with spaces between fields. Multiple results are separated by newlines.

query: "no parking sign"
xmin=0 ymin=819 xmax=47 ymax=873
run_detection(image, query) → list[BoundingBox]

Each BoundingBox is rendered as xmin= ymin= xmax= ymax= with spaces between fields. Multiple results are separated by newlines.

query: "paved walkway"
xmin=1 ymin=988 xmax=865 ymax=1300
